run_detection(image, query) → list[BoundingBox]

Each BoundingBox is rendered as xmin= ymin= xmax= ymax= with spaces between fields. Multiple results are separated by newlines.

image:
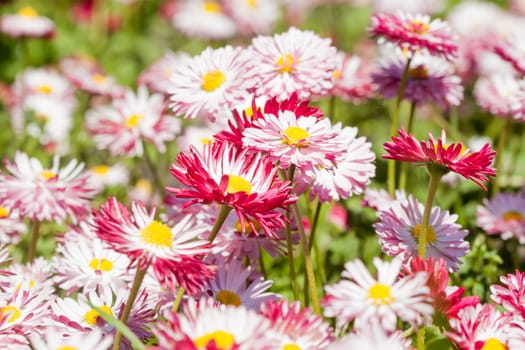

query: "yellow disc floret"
xmin=18 ymin=6 xmax=38 ymax=18
xmin=84 ymin=305 xmax=113 ymax=326
xmin=368 ymin=283 xmax=394 ymax=305
xmin=89 ymin=258 xmax=113 ymax=272
xmin=216 ymin=290 xmax=242 ymax=306
xmin=125 ymin=114 xmax=143 ymax=128
xmin=226 ymin=175 xmax=252 ymax=194
xmin=140 ymin=220 xmax=173 ymax=247
xmin=503 ymin=211 xmax=523 ymax=222
xmin=412 ymin=224 xmax=437 ymax=243
xmin=201 ymin=70 xmax=226 ymax=92
xmin=277 ymin=53 xmax=296 ymax=74
xmin=0 ymin=306 xmax=21 ymax=323
xmin=481 ymin=338 xmax=508 ymax=350
xmin=282 ymin=126 xmax=310 ymax=147
xmin=194 ymin=331 xmax=235 ymax=349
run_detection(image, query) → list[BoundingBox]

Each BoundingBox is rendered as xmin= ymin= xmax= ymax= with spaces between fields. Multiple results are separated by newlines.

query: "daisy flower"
xmin=322 ymin=257 xmax=433 ymax=331
xmin=2 ymin=257 xmax=55 ymax=295
xmin=331 ymin=52 xmax=377 ymax=104
xmin=138 ymin=51 xmax=190 ymax=95
xmin=202 ymin=257 xmax=279 ymax=310
xmin=491 ymin=270 xmax=525 ymax=318
xmin=329 ymin=321 xmax=411 ymax=350
xmin=223 ymin=0 xmax=279 ymax=35
xmin=92 ymin=197 xmax=214 ymax=295
xmin=362 ymin=188 xmax=407 ymax=213
xmin=0 ymin=6 xmax=55 ymax=39
xmin=369 ymin=11 xmax=458 ymax=60
xmin=374 ymin=194 xmax=469 ymax=271
xmin=168 ymin=141 xmax=296 ymax=239
xmin=248 ymin=27 xmax=338 ymax=101
xmin=0 ymin=152 xmax=98 ymax=224
xmin=86 ymin=86 xmax=181 ymax=156
xmin=474 ymin=74 xmax=522 ymax=119
xmin=495 ymin=34 xmax=525 ymax=75
xmin=154 ymin=298 xmax=277 ymax=350
xmin=261 ymin=300 xmax=334 ymax=350
xmin=373 ymin=50 xmax=463 ymax=109
xmin=0 ymin=205 xmax=26 ymax=245
xmin=171 ymin=0 xmax=237 ymax=40
xmin=383 ymin=129 xmax=496 ymax=190
xmin=477 ymin=192 xmax=525 ymax=243
xmin=372 ymin=0 xmax=444 ymax=15
xmin=87 ymin=163 xmax=129 ymax=191
xmin=29 ymin=328 xmax=113 ymax=350
xmin=168 ymin=45 xmax=255 ymax=122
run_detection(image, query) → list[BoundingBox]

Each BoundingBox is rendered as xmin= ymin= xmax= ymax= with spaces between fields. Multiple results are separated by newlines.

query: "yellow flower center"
xmin=91 ymin=165 xmax=110 ymax=175
xmin=125 ymin=114 xmax=143 ymax=128
xmin=201 ymin=70 xmax=226 ymax=92
xmin=40 ymin=170 xmax=56 ymax=181
xmin=408 ymin=65 xmax=429 ymax=80
xmin=89 ymin=258 xmax=113 ymax=272
xmin=235 ymin=219 xmax=260 ymax=235
xmin=36 ymin=84 xmax=53 ymax=94
xmin=0 ymin=306 xmax=21 ymax=323
xmin=226 ymin=175 xmax=252 ymax=194
xmin=482 ymin=338 xmax=508 ymax=350
xmin=368 ymin=283 xmax=394 ymax=305
xmin=0 ymin=206 xmax=9 ymax=219
xmin=407 ymin=20 xmax=430 ymax=34
xmin=36 ymin=113 xmax=49 ymax=122
xmin=84 ymin=305 xmax=113 ymax=326
xmin=503 ymin=211 xmax=523 ymax=222
xmin=333 ymin=69 xmax=342 ymax=80
xmin=194 ymin=331 xmax=235 ymax=349
xmin=201 ymin=138 xmax=213 ymax=145
xmin=15 ymin=280 xmax=35 ymax=290
xmin=18 ymin=6 xmax=38 ymax=18
xmin=215 ymin=290 xmax=242 ymax=306
xmin=412 ymin=224 xmax=437 ymax=243
xmin=140 ymin=220 xmax=173 ymax=247
xmin=203 ymin=1 xmax=222 ymax=13
xmin=92 ymin=73 xmax=107 ymax=84
xmin=277 ymin=53 xmax=296 ymax=74
xmin=135 ymin=179 xmax=152 ymax=196
xmin=283 ymin=345 xmax=301 ymax=350
xmin=57 ymin=347 xmax=77 ymax=350
xmin=247 ymin=0 xmax=258 ymax=8
xmin=282 ymin=126 xmax=310 ymax=147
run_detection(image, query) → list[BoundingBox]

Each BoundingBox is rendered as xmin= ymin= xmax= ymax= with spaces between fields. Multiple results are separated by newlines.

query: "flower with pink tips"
xmin=138 ymin=51 xmax=190 ymax=95
xmin=383 ymin=129 xmax=496 ymax=190
xmin=248 ymin=27 xmax=338 ymax=101
xmin=330 ymin=320 xmax=412 ymax=350
xmin=322 ymin=257 xmax=433 ymax=332
xmin=223 ymin=0 xmax=279 ymax=35
xmin=370 ymin=11 xmax=458 ymax=60
xmin=491 ymin=270 xmax=525 ymax=319
xmin=0 ymin=152 xmax=98 ymax=224
xmin=168 ymin=141 xmax=296 ymax=239
xmin=474 ymin=74 xmax=523 ymax=119
xmin=331 ymin=52 xmax=377 ymax=104
xmin=495 ymin=34 xmax=525 ymax=76
xmin=0 ymin=6 xmax=55 ymax=39
xmin=477 ymin=192 xmax=525 ymax=243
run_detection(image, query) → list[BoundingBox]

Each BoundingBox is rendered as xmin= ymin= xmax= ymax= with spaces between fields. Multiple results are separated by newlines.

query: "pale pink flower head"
xmin=138 ymin=51 xmax=191 ymax=95
xmin=86 ymin=86 xmax=181 ymax=156
xmin=370 ymin=11 xmax=458 ymax=60
xmin=331 ymin=52 xmax=377 ymax=104
xmin=491 ymin=270 xmax=525 ymax=319
xmin=477 ymin=192 xmax=525 ymax=243
xmin=0 ymin=152 xmax=98 ymax=224
xmin=372 ymin=0 xmax=445 ymax=15
xmin=0 ymin=6 xmax=55 ymax=39
xmin=383 ymin=129 xmax=496 ymax=190
xmin=29 ymin=328 xmax=113 ymax=350
xmin=223 ymin=0 xmax=280 ymax=35
xmin=168 ymin=45 xmax=256 ymax=122
xmin=374 ymin=194 xmax=469 ymax=271
xmin=92 ymin=197 xmax=214 ymax=294
xmin=373 ymin=49 xmax=463 ymax=109
xmin=495 ymin=33 xmax=525 ymax=76
xmin=474 ymin=74 xmax=523 ymax=119
xmin=330 ymin=320 xmax=412 ymax=350
xmin=322 ymin=257 xmax=433 ymax=332
xmin=248 ymin=27 xmax=338 ymax=101
xmin=0 ymin=205 xmax=26 ymax=245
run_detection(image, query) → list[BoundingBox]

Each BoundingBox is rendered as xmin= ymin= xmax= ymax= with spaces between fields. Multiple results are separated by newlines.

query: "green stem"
xmin=290 ymin=202 xmax=321 ymax=314
xmin=207 ymin=205 xmax=232 ymax=243
xmin=398 ymin=102 xmax=417 ymax=191
xmin=171 ymin=286 xmax=185 ymax=312
xmin=142 ymin=141 xmax=164 ymax=194
xmin=313 ymin=236 xmax=327 ymax=285
xmin=492 ymin=116 xmax=511 ymax=196
xmin=328 ymin=96 xmax=337 ymax=121
xmin=308 ymin=201 xmax=322 ymax=252
xmin=419 ymin=165 xmax=445 ymax=258
xmin=258 ymin=248 xmax=267 ymax=279
xmin=27 ymin=220 xmax=41 ymax=263
xmin=388 ymin=57 xmax=413 ymax=196
xmin=112 ymin=264 xmax=148 ymax=350
xmin=417 ymin=327 xmax=425 ymax=350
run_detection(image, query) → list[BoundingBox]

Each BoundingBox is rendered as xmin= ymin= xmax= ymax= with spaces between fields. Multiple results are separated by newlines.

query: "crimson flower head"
xmin=369 ymin=12 xmax=458 ymax=60
xmin=168 ymin=141 xmax=296 ymax=239
xmin=383 ymin=129 xmax=496 ymax=190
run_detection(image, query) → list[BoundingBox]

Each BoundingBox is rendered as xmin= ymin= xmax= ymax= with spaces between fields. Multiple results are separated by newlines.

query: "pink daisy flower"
xmin=331 ymin=52 xmax=377 ymax=104
xmin=373 ymin=194 xmax=469 ymax=271
xmin=168 ymin=141 xmax=296 ymax=239
xmin=474 ymin=74 xmax=523 ymax=118
xmin=29 ymin=328 xmax=113 ymax=350
xmin=261 ymin=300 xmax=334 ymax=350
xmin=383 ymin=129 xmax=496 ymax=190
xmin=86 ymin=86 xmax=181 ymax=156
xmin=369 ymin=11 xmax=458 ymax=60
xmin=0 ymin=152 xmax=98 ymax=224
xmin=322 ymin=257 xmax=433 ymax=331
xmin=477 ymin=192 xmax=525 ymax=243
xmin=330 ymin=321 xmax=412 ymax=350
xmin=223 ymin=0 xmax=279 ymax=35
xmin=168 ymin=45 xmax=255 ymax=122
xmin=0 ymin=205 xmax=26 ymax=245
xmin=0 ymin=6 xmax=55 ymax=39
xmin=138 ymin=51 xmax=190 ymax=95
xmin=372 ymin=0 xmax=445 ymax=15
xmin=92 ymin=197 xmax=214 ymax=295
xmin=495 ymin=34 xmax=525 ymax=75
xmin=491 ymin=270 xmax=525 ymax=318
xmin=248 ymin=27 xmax=337 ymax=101
xmin=373 ymin=50 xmax=463 ymax=109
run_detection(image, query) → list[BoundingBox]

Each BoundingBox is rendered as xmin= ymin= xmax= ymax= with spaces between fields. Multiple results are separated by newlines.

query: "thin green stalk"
xmin=328 ymin=96 xmax=337 ymax=120
xmin=290 ymin=202 xmax=321 ymax=314
xmin=492 ymin=116 xmax=512 ymax=196
xmin=398 ymin=102 xmax=417 ymax=191
xmin=172 ymin=286 xmax=186 ymax=312
xmin=308 ymin=201 xmax=322 ymax=252
xmin=388 ymin=57 xmax=413 ymax=196
xmin=418 ymin=165 xmax=445 ymax=258
xmin=417 ymin=327 xmax=425 ymax=350
xmin=258 ymin=248 xmax=267 ymax=279
xmin=142 ymin=141 xmax=164 ymax=193
xmin=27 ymin=220 xmax=41 ymax=263
xmin=207 ymin=205 xmax=232 ymax=243
xmin=112 ymin=265 xmax=148 ymax=350
xmin=313 ymin=237 xmax=327 ymax=285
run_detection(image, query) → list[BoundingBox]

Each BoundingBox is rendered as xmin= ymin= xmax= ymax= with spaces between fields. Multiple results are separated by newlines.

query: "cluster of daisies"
xmin=1 ymin=1 xmax=525 ymax=349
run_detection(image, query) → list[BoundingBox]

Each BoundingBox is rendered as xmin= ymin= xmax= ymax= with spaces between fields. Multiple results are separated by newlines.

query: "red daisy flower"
xmin=370 ymin=12 xmax=458 ymax=60
xmin=168 ymin=141 xmax=296 ymax=239
xmin=383 ymin=129 xmax=496 ymax=190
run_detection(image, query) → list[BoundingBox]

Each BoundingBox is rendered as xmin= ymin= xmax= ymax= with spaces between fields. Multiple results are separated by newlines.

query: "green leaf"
xmin=425 ymin=325 xmax=453 ymax=350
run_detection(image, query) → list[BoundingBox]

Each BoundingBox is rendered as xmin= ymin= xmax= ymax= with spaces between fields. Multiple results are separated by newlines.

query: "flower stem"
xmin=142 ymin=141 xmax=164 ymax=194
xmin=27 ymin=220 xmax=41 ymax=263
xmin=171 ymin=286 xmax=186 ymax=312
xmin=398 ymin=102 xmax=417 ymax=191
xmin=417 ymin=327 xmax=425 ymax=350
xmin=388 ymin=57 xmax=413 ymax=196
xmin=308 ymin=201 xmax=322 ymax=252
xmin=419 ymin=165 xmax=445 ymax=259
xmin=207 ymin=205 xmax=232 ymax=243
xmin=112 ymin=264 xmax=148 ymax=350
xmin=492 ymin=116 xmax=511 ymax=196
xmin=290 ymin=202 xmax=321 ymax=314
